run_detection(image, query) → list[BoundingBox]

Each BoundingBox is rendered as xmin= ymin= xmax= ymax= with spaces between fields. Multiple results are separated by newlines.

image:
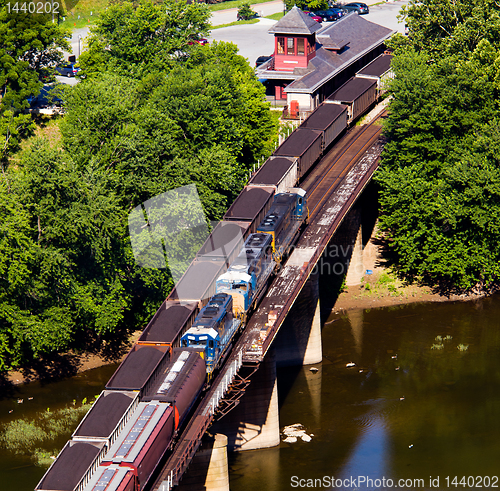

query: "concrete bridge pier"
xmin=274 ymin=270 xmax=323 ymax=367
xmin=345 ymin=215 xmax=365 ymax=287
xmin=210 ymin=349 xmax=280 ymax=451
xmin=176 ymin=433 xmax=230 ymax=491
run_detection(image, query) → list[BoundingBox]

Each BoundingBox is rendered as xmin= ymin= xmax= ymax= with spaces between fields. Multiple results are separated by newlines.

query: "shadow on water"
xmin=229 ymin=296 xmax=500 ymax=491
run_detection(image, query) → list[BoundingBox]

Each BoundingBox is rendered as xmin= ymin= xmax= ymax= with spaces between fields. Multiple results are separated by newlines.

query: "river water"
xmin=229 ymin=297 xmax=500 ymax=491
xmin=2 ymin=297 xmax=500 ymax=491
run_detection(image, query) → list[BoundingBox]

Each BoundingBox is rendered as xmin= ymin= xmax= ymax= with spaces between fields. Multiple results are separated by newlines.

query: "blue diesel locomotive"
xmin=181 ymin=189 xmax=307 ymax=374
xmin=257 ymin=189 xmax=307 ymax=262
xmin=215 ymin=232 xmax=274 ymax=316
xmin=180 ymin=293 xmax=240 ymax=375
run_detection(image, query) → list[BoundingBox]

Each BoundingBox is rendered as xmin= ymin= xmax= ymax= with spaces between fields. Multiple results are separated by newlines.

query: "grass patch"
xmin=266 ymin=11 xmax=284 ymax=20
xmin=56 ymin=0 xmax=280 ymax=29
xmin=0 ymin=397 xmax=97 ymax=466
xmin=58 ymin=0 xmax=109 ymax=29
xmin=212 ymin=18 xmax=259 ymax=28
xmin=9 ymin=116 xmax=63 ymax=168
xmin=208 ymin=0 xmax=275 ymax=12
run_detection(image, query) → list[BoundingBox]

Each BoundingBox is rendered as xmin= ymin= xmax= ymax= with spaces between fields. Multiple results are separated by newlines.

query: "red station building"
xmin=256 ymin=7 xmax=395 ymax=114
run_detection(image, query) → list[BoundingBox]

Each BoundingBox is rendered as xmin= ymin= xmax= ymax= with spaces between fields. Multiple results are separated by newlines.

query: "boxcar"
xmin=196 ymin=219 xmax=251 ymax=264
xmin=137 ymin=300 xmax=199 ymax=348
xmin=82 ymin=466 xmax=135 ymax=491
xmin=72 ymin=390 xmax=139 ymax=448
xmin=325 ymin=77 xmax=378 ymax=123
xmin=168 ymin=256 xmax=229 ymax=306
xmin=273 ymin=128 xmax=323 ymax=179
xmin=142 ymin=348 xmax=206 ymax=426
xmin=223 ymin=185 xmax=275 ymax=233
xmin=299 ymin=103 xmax=348 ymax=150
xmin=35 ymin=440 xmax=106 ymax=491
xmin=101 ymin=402 xmax=175 ymax=491
xmin=249 ymin=156 xmax=298 ymax=194
xmin=105 ymin=344 xmax=170 ymax=395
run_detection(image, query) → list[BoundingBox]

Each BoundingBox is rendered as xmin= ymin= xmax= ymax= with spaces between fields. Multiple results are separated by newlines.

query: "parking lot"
xmin=209 ymin=0 xmax=409 ymax=68
xmin=58 ymin=0 xmax=409 ymax=84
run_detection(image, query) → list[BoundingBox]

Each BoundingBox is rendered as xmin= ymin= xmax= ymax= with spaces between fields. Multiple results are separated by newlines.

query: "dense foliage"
xmin=0 ymin=1 xmax=70 ymax=163
xmin=0 ymin=0 xmax=277 ymax=370
xmin=78 ymin=0 xmax=211 ymax=78
xmin=283 ymin=0 xmax=328 ymax=12
xmin=377 ymin=0 xmax=500 ymax=289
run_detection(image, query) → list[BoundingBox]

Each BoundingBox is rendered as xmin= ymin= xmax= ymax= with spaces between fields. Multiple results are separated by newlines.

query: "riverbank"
xmin=4 ymin=234 xmax=485 ymax=386
xmin=5 ymin=331 xmax=143 ymax=386
xmin=331 ymin=231 xmax=486 ymax=313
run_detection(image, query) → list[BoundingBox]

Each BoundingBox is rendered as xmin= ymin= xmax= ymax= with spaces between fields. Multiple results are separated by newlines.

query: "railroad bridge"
xmin=152 ymin=104 xmax=386 ymax=491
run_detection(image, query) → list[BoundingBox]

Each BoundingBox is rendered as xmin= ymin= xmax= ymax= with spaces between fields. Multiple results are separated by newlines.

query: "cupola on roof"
xmin=268 ymin=6 xmax=322 ymax=35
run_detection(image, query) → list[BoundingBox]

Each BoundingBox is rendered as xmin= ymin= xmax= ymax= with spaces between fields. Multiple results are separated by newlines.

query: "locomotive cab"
xmin=216 ymin=270 xmax=253 ymax=314
xmin=180 ymin=293 xmax=239 ymax=374
xmin=256 ymin=188 xmax=307 ymax=258
xmin=290 ymin=188 xmax=307 ymax=219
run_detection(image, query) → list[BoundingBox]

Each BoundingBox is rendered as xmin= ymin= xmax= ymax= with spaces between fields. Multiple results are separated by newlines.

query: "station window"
xmin=277 ymin=37 xmax=285 ymax=54
xmin=297 ymin=38 xmax=305 ymax=55
xmin=307 ymin=37 xmax=314 ymax=54
xmin=287 ymin=37 xmax=295 ymax=55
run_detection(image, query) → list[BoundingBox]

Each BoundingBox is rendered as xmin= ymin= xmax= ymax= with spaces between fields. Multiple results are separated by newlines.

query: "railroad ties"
xmin=151 ymin=111 xmax=386 ymax=491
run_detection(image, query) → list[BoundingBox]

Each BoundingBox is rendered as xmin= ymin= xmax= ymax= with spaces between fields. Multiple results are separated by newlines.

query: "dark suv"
xmin=55 ymin=63 xmax=80 ymax=77
xmin=256 ymin=55 xmax=273 ymax=67
xmin=313 ymin=8 xmax=344 ymax=21
xmin=340 ymin=2 xmax=369 ymax=14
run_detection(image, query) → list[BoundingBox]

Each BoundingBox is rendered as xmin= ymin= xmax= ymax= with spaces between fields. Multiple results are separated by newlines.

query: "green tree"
xmin=0 ymin=2 xmax=70 ymax=162
xmin=378 ymin=34 xmax=500 ymax=289
xmin=283 ymin=0 xmax=329 ymax=13
xmin=398 ymin=0 xmax=500 ymax=56
xmin=237 ymin=3 xmax=256 ymax=20
xmin=0 ymin=140 xmax=173 ymax=370
xmin=78 ymin=0 xmax=211 ymax=78
xmin=61 ymin=43 xmax=277 ymax=219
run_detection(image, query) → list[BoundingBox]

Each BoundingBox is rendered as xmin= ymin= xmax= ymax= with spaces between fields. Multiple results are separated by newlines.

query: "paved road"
xmin=210 ymin=0 xmax=408 ymax=67
xmin=211 ymin=0 xmax=284 ymax=25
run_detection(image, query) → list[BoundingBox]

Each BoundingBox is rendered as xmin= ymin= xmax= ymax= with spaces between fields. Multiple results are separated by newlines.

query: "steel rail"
xmin=150 ymin=109 xmax=387 ymax=491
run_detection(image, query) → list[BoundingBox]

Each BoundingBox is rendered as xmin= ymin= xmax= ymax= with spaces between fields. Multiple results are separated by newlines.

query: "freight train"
xmin=35 ymin=55 xmax=392 ymax=491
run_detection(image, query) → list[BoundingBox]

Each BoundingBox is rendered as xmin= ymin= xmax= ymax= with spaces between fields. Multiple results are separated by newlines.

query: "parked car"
xmin=28 ymin=84 xmax=64 ymax=114
xmin=313 ymin=8 xmax=344 ymax=21
xmin=188 ymin=37 xmax=209 ymax=46
xmin=340 ymin=2 xmax=369 ymax=14
xmin=256 ymin=55 xmax=273 ymax=67
xmin=55 ymin=63 xmax=80 ymax=77
xmin=304 ymin=11 xmax=323 ymax=22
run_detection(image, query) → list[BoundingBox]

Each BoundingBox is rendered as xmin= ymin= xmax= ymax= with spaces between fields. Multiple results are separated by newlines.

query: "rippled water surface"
xmin=3 ymin=297 xmax=500 ymax=491
xmin=0 ymin=363 xmax=118 ymax=491
xmin=229 ymin=297 xmax=500 ymax=491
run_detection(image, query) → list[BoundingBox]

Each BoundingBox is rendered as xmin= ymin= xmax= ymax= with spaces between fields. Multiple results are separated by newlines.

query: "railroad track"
xmin=304 ymin=110 xmax=386 ymax=218
xmin=149 ymin=107 xmax=387 ymax=491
